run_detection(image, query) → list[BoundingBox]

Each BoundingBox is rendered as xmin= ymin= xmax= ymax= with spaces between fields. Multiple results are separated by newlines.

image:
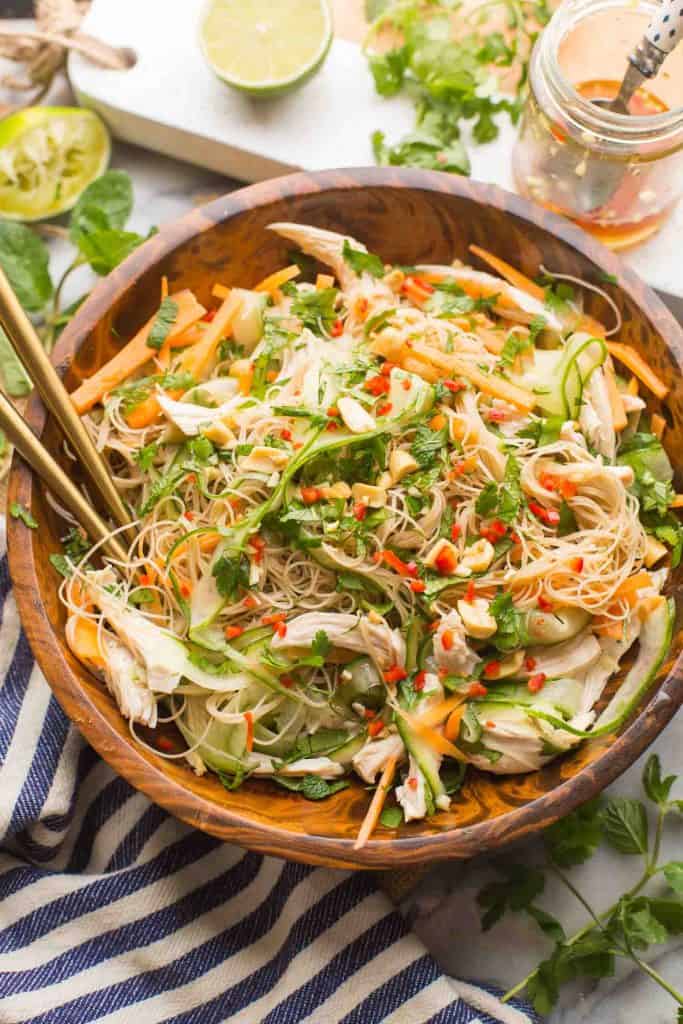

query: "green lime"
xmin=0 ymin=106 xmax=110 ymax=222
xmin=200 ymin=0 xmax=333 ymax=98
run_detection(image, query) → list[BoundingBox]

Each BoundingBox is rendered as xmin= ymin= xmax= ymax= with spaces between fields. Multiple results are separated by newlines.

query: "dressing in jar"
xmin=512 ymin=0 xmax=683 ymax=250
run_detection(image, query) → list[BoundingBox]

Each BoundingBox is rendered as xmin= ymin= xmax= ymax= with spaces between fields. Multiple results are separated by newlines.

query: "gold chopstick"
xmin=0 ymin=392 xmax=128 ymax=564
xmin=0 ymin=267 xmax=132 ymax=533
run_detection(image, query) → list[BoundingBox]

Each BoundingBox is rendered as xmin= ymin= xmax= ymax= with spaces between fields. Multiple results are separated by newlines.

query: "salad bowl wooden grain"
xmin=7 ymin=168 xmax=683 ymax=869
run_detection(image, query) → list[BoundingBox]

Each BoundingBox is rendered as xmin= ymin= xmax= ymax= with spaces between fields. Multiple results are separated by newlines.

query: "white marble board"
xmin=69 ymin=0 xmax=683 ymax=305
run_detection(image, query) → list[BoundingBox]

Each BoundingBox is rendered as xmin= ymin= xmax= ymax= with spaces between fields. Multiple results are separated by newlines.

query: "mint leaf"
xmin=10 ymin=502 xmax=38 ymax=529
xmin=526 ymin=906 xmax=566 ymax=943
xmin=477 ymin=864 xmax=545 ymax=931
xmin=642 ymin=753 xmax=677 ymax=806
xmin=0 ymin=222 xmax=52 ymax=312
xmin=147 ymin=297 xmax=179 ymax=350
xmin=0 ymin=326 xmax=31 ymax=397
xmin=342 ymin=239 xmax=385 ymax=279
xmin=611 ymin=896 xmax=669 ymax=950
xmin=546 ymin=798 xmax=604 ymax=866
xmin=602 ymin=797 xmax=649 ymax=855
xmin=410 ymin=424 xmax=447 ymax=468
xmin=663 ymin=863 xmax=683 ymax=894
xmin=75 ymin=227 xmax=149 ymax=276
xmin=69 ymin=169 xmax=134 ymax=238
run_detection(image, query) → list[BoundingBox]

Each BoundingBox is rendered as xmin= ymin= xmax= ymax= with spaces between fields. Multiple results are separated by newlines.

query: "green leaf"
xmin=274 ymin=774 xmax=350 ymax=800
xmin=69 ymin=169 xmax=134 ymax=238
xmin=489 ymin=590 xmax=528 ymax=653
xmin=612 ymin=896 xmax=669 ymax=950
xmin=380 ymin=805 xmax=403 ymax=828
xmin=0 ymin=222 xmax=52 ymax=312
xmin=212 ymin=552 xmax=251 ymax=600
xmin=147 ymin=297 xmax=179 ymax=351
xmin=49 ymin=554 xmax=72 ymax=578
xmin=528 ymin=933 xmax=615 ymax=1015
xmin=410 ymin=424 xmax=447 ymax=468
xmin=0 ymin=326 xmax=31 ymax=397
xmin=526 ymin=905 xmax=566 ymax=943
xmin=663 ymin=863 xmax=683 ymax=894
xmin=601 ymin=797 xmax=649 ymax=855
xmin=368 ymin=48 xmax=408 ymax=96
xmin=342 ymin=239 xmax=385 ymax=279
xmin=643 ymin=897 xmax=683 ymax=934
xmin=477 ymin=863 xmax=545 ymax=931
xmin=642 ymin=753 xmax=677 ymax=806
xmin=545 ymin=798 xmax=604 ymax=866
xmin=474 ymin=456 xmax=522 ymax=525
xmin=134 ymin=442 xmax=160 ymax=471
xmin=558 ymin=500 xmax=578 ymax=537
xmin=373 ymin=129 xmax=471 ymax=176
xmin=283 ymin=282 xmax=339 ymax=335
xmin=312 ymin=630 xmax=330 ymax=658
xmin=9 ymin=502 xmax=37 ymax=529
xmin=75 ymin=227 xmax=149 ymax=276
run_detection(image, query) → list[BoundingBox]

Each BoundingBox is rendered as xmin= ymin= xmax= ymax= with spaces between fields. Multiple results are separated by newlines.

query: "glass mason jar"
xmin=512 ymin=0 xmax=683 ymax=250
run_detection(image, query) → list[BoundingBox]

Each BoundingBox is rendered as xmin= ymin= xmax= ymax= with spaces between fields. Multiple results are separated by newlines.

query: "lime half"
xmin=0 ymin=106 xmax=110 ymax=222
xmin=201 ymin=0 xmax=333 ymax=98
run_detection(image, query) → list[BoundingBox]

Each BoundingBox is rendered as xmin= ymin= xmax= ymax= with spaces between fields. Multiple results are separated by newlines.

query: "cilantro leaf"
xmin=134 ymin=442 xmax=160 ymax=471
xmin=342 ymin=239 xmax=385 ymax=279
xmin=475 ymin=456 xmax=522 ymax=525
xmin=373 ymin=129 xmax=470 ymax=176
xmin=212 ymin=552 xmax=250 ymax=600
xmin=147 ymin=297 xmax=179 ymax=350
xmin=10 ymin=502 xmax=38 ymax=529
xmin=283 ymin=282 xmax=339 ymax=335
xmin=312 ymin=630 xmax=331 ymax=658
xmin=368 ymin=48 xmax=408 ymax=96
xmin=489 ymin=590 xmax=528 ymax=652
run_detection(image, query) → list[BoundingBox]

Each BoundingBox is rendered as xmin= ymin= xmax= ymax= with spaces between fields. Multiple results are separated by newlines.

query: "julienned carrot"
xmin=469 ymin=244 xmax=546 ymax=303
xmin=70 ymin=290 xmax=206 ymax=414
xmin=354 ymin=755 xmax=398 ymax=850
xmin=651 ymin=413 xmax=666 ymax=440
xmin=124 ymin=384 xmax=187 ymax=430
xmin=603 ymin=359 xmax=628 ymax=431
xmin=417 ymin=692 xmax=466 ymax=729
xmin=67 ymin=616 xmax=104 ymax=668
xmin=180 ymin=291 xmax=243 ymax=380
xmin=606 ymin=342 xmax=669 ymax=399
xmin=254 ymin=264 xmax=301 ymax=295
xmin=399 ymin=709 xmax=467 ymax=762
xmin=614 ymin=571 xmax=653 ymax=603
xmin=169 ymin=531 xmax=222 ymax=562
xmin=411 ymin=341 xmax=535 ymax=411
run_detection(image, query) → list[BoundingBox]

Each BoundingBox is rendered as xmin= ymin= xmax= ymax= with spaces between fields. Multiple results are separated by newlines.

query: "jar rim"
xmin=540 ymin=0 xmax=683 ymax=139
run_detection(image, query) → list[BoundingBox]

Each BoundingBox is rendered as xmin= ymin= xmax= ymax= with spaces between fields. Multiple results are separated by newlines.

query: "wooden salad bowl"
xmin=8 ymin=168 xmax=683 ymax=869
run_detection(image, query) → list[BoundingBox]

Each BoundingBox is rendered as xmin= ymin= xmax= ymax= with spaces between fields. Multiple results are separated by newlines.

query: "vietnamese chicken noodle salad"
xmin=59 ymin=223 xmax=678 ymax=846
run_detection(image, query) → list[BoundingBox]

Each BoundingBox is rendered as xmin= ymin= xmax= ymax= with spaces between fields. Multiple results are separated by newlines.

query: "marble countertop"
xmin=3 ymin=64 xmax=681 ymax=1022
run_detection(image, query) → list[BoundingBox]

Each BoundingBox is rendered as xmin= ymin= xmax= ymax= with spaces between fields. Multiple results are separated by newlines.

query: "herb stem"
xmin=629 ymin=957 xmax=683 ymax=1005
xmin=44 ymin=256 xmax=84 ymax=351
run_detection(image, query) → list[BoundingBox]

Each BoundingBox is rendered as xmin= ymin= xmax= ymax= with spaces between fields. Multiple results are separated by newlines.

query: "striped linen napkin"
xmin=0 ymin=525 xmax=538 ymax=1024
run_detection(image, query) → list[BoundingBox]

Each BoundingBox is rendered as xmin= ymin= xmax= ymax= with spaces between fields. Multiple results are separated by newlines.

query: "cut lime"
xmin=200 ymin=0 xmax=333 ymax=97
xmin=0 ymin=106 xmax=110 ymax=222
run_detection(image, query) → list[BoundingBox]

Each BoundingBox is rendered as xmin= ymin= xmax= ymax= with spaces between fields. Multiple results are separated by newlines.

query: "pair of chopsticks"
xmin=0 ymin=266 xmax=131 ymax=565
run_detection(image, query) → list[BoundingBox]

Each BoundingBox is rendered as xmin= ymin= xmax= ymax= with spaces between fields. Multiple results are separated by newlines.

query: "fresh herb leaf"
xmin=410 ymin=424 xmax=447 ymax=468
xmin=134 ymin=442 xmax=160 ymax=471
xmin=283 ymin=283 xmax=339 ymax=335
xmin=0 ymin=326 xmax=31 ymax=397
xmin=147 ymin=297 xmax=178 ymax=350
xmin=0 ymin=222 xmax=52 ymax=312
xmin=69 ymin=169 xmax=134 ymax=238
xmin=546 ymin=798 xmax=604 ymax=866
xmin=9 ymin=502 xmax=38 ymax=529
xmin=373 ymin=129 xmax=471 ymax=176
xmin=643 ymin=753 xmax=677 ymax=806
xmin=477 ymin=863 xmax=545 ymax=931
xmin=273 ymin=774 xmax=350 ymax=800
xmin=663 ymin=863 xmax=683 ymax=894
xmin=475 ymin=456 xmax=523 ymax=525
xmin=342 ymin=239 xmax=385 ymax=279
xmin=558 ymin=500 xmax=577 ymax=537
xmin=212 ymin=552 xmax=251 ymax=600
xmin=312 ymin=630 xmax=331 ymax=658
xmin=489 ymin=590 xmax=528 ymax=652
xmin=380 ymin=804 xmax=403 ymax=828
xmin=601 ymin=797 xmax=649 ymax=855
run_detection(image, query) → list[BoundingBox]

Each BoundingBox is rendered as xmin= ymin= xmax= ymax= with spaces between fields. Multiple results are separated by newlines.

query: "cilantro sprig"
xmin=479 ymin=754 xmax=683 ymax=1016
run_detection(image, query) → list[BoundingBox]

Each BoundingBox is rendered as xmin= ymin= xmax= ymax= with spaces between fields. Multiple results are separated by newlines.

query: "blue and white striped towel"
xmin=0 ymin=525 xmax=538 ymax=1024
